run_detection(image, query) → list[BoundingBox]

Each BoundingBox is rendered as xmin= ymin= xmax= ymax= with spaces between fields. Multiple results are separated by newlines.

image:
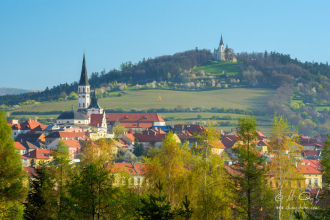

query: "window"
xmin=129 ymin=169 xmax=133 ymax=173
xmin=315 ymin=179 xmax=318 ymax=186
xmin=309 ymin=179 xmax=312 ymax=185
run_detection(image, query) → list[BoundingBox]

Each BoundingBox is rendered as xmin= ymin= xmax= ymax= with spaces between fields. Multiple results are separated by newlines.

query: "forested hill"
xmin=237 ymin=51 xmax=330 ymax=136
xmin=0 ymin=49 xmax=212 ymax=105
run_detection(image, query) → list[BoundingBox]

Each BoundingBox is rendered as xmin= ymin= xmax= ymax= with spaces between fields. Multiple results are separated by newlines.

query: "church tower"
xmin=219 ymin=35 xmax=225 ymax=61
xmin=78 ymin=54 xmax=90 ymax=111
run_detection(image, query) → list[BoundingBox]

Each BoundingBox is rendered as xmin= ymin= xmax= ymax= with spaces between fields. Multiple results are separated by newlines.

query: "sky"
xmin=0 ymin=0 xmax=329 ymax=90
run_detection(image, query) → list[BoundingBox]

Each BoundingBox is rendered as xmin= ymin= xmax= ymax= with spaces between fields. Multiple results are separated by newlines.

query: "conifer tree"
xmin=227 ymin=116 xmax=274 ymax=219
xmin=133 ymin=138 xmax=145 ymax=157
xmin=68 ymin=161 xmax=120 ymax=219
xmin=51 ymin=141 xmax=73 ymax=219
xmin=0 ymin=110 xmax=26 ymax=219
xmin=24 ymin=165 xmax=57 ymax=220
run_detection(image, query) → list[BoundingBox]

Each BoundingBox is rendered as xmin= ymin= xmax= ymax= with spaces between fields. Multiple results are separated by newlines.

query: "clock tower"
xmin=78 ymin=53 xmax=90 ymax=112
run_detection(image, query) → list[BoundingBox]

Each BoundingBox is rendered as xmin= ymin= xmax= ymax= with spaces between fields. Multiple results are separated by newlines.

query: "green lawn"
xmin=11 ymin=88 xmax=274 ymax=113
xmin=194 ymin=62 xmax=244 ymax=75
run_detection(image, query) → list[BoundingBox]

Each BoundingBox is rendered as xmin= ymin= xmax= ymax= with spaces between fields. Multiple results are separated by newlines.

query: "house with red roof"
xmin=134 ymin=129 xmax=180 ymax=148
xmin=111 ymin=162 xmax=146 ymax=187
xmin=47 ymin=139 xmax=82 ymax=159
xmin=302 ymin=150 xmax=321 ymax=160
xmin=14 ymin=142 xmax=27 ymax=155
xmin=90 ymin=113 xmax=166 ymax=132
xmin=45 ymin=131 xmax=88 ymax=145
xmin=208 ymin=141 xmax=226 ymax=156
xmin=173 ymin=124 xmax=206 ymax=135
xmin=23 ymin=149 xmax=53 ymax=167
xmin=299 ymin=136 xmax=319 ymax=150
xmin=11 ymin=119 xmax=46 ymax=139
xmin=300 ymin=159 xmax=322 ymax=171
xmin=15 ymin=133 xmax=45 ymax=144
xmin=23 ymin=167 xmax=36 ymax=177
xmin=296 ymin=164 xmax=322 ymax=189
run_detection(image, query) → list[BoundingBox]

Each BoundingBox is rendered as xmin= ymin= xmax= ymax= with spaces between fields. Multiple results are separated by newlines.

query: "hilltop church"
xmin=213 ymin=35 xmax=237 ymax=62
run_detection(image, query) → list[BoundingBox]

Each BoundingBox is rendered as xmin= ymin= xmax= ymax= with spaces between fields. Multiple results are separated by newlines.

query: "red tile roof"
xmin=15 ymin=133 xmax=45 ymax=143
xmin=12 ymin=120 xmax=45 ymax=131
xmin=121 ymin=122 xmax=153 ymax=128
xmin=45 ymin=131 xmax=86 ymax=140
xmin=14 ymin=142 xmax=26 ymax=150
xmin=106 ymin=113 xmax=164 ymax=122
xmin=134 ymin=133 xmax=167 ymax=142
xmin=62 ymin=139 xmax=81 ymax=148
xmin=221 ymin=136 xmax=238 ymax=149
xmin=299 ymin=136 xmax=318 ymax=146
xmin=302 ymin=150 xmax=321 ymax=157
xmin=256 ymin=131 xmax=266 ymax=140
xmin=297 ymin=164 xmax=321 ymax=175
xmin=173 ymin=124 xmax=206 ymax=135
xmin=24 ymin=149 xmax=52 ymax=159
xmin=300 ymin=159 xmax=322 ymax=170
xmin=112 ymin=162 xmax=146 ymax=175
xmin=89 ymin=114 xmax=103 ymax=127
xmin=123 ymin=133 xmax=135 ymax=142
xmin=257 ymin=140 xmax=269 ymax=147
xmin=23 ymin=167 xmax=36 ymax=177
xmin=207 ymin=140 xmax=226 ymax=149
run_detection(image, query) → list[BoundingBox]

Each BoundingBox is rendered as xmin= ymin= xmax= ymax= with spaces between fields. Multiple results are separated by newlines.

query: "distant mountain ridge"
xmin=0 ymin=88 xmax=40 ymax=96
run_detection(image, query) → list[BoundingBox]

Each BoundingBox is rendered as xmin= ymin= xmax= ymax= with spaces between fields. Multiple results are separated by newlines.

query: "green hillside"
xmin=194 ymin=61 xmax=244 ymax=75
xmin=12 ymin=88 xmax=274 ymax=113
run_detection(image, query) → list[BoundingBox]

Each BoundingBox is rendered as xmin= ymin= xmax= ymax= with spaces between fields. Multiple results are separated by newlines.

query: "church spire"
xmin=87 ymin=91 xmax=101 ymax=109
xmin=220 ymin=35 xmax=224 ymax=46
xmin=79 ymin=53 xmax=89 ymax=85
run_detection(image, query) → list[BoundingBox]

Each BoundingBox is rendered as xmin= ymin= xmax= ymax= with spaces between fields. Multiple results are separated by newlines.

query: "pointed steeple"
xmin=87 ymin=91 xmax=101 ymax=109
xmin=220 ymin=35 xmax=224 ymax=46
xmin=79 ymin=53 xmax=89 ymax=85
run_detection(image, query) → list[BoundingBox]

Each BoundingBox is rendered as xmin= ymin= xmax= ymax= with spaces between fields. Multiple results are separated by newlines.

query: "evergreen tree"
xmin=227 ymin=116 xmax=274 ymax=219
xmin=24 ymin=165 xmax=57 ymax=220
xmin=68 ymin=161 xmax=119 ymax=219
xmin=133 ymin=138 xmax=145 ymax=157
xmin=0 ymin=110 xmax=26 ymax=219
xmin=51 ymin=141 xmax=73 ymax=219
xmin=136 ymin=180 xmax=175 ymax=220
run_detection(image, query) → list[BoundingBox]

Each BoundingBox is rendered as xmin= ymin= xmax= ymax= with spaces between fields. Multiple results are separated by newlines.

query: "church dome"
xmin=57 ymin=110 xmax=87 ymax=120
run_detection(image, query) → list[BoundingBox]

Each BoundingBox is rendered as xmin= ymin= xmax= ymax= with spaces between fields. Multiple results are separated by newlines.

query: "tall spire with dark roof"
xmin=87 ymin=91 xmax=101 ymax=109
xmin=79 ymin=53 xmax=89 ymax=85
xmin=220 ymin=35 xmax=224 ymax=46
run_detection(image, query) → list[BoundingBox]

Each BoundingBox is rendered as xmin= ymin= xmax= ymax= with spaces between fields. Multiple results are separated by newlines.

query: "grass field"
xmin=11 ymin=88 xmax=275 ymax=113
xmin=194 ymin=62 xmax=244 ymax=75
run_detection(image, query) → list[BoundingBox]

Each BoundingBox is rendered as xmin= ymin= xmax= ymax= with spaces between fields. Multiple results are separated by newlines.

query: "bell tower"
xmin=78 ymin=53 xmax=90 ymax=111
xmin=219 ymin=35 xmax=225 ymax=61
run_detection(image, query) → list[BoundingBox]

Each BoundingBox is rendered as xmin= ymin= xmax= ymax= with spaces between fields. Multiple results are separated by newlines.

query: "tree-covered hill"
xmin=237 ymin=51 xmax=330 ymax=136
xmin=2 ymin=48 xmax=330 ymax=136
xmin=0 ymin=49 xmax=211 ymax=106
